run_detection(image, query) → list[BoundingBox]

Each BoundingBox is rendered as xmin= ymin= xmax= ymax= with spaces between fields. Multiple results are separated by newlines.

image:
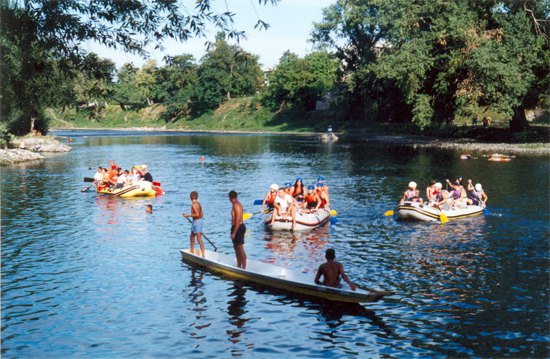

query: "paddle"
xmin=358 ymin=286 xmax=396 ymax=296
xmin=384 ymin=210 xmax=394 ymax=216
xmin=184 ymin=216 xmax=217 ymax=251
xmin=253 ymin=199 xmax=263 ymax=205
xmin=243 ymin=209 xmax=269 ymax=220
xmin=439 ymin=210 xmax=448 ymax=223
xmin=81 ymin=182 xmax=95 ymax=192
xmin=83 ymin=177 xmax=95 ymax=183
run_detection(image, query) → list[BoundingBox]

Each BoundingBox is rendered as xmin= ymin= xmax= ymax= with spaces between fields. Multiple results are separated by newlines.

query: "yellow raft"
xmin=97 ymin=181 xmax=157 ymax=198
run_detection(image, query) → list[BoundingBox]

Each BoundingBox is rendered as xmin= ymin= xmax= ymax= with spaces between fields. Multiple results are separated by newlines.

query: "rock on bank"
xmin=0 ymin=137 xmax=71 ymax=165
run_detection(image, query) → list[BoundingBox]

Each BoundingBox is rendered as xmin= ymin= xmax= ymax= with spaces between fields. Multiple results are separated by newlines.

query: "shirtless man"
xmin=229 ymin=190 xmax=247 ymax=269
xmin=314 ymin=249 xmax=357 ymax=291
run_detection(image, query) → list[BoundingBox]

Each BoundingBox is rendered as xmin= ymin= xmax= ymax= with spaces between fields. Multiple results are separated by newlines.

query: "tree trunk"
xmin=510 ymin=107 xmax=529 ymax=132
xmin=30 ymin=117 xmax=36 ymax=133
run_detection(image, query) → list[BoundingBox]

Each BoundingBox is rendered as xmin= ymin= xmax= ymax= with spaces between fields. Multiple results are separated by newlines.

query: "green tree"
xmin=113 ymin=63 xmax=144 ymax=110
xmin=264 ymin=50 xmax=339 ymax=111
xmin=0 ymin=0 xmax=275 ymax=135
xmin=191 ymin=33 xmax=263 ymax=115
xmin=313 ymin=0 xmax=549 ymax=130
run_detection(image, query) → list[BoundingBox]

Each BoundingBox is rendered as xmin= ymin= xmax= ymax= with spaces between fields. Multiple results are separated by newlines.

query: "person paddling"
xmin=229 ymin=190 xmax=247 ymax=269
xmin=314 ymin=249 xmax=357 ymax=291
xmin=183 ymin=191 xmax=205 ymax=257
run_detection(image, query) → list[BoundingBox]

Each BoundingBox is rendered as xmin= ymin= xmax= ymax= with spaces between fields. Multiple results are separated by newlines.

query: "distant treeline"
xmin=1 ymin=0 xmax=548 ymax=139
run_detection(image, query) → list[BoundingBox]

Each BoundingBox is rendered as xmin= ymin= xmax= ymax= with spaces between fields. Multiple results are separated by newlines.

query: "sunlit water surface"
xmin=2 ymin=130 xmax=548 ymax=358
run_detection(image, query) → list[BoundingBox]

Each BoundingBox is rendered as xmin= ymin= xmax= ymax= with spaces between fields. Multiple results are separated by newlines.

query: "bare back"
xmin=316 ymin=261 xmax=344 ymax=287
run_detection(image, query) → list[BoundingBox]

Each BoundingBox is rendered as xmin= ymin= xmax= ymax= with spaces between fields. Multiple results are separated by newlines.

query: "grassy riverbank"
xmin=47 ymin=99 xmax=549 ymax=154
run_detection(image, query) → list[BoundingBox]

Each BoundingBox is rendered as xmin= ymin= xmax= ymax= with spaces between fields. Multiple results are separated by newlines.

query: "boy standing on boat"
xmin=315 ymin=249 xmax=357 ymax=291
xmin=229 ymin=190 xmax=247 ymax=269
xmin=183 ymin=191 xmax=205 ymax=257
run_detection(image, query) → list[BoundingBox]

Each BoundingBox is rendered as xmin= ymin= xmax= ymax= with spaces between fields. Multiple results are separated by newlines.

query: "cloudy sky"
xmin=87 ymin=0 xmax=334 ymax=70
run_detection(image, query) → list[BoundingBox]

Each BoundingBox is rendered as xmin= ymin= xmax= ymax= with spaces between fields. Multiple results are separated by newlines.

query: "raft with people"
xmin=84 ymin=161 xmax=165 ymax=198
xmin=392 ymin=178 xmax=488 ymax=223
xmin=259 ymin=177 xmax=332 ymax=231
xmin=396 ymin=201 xmax=485 ymax=222
xmin=265 ymin=208 xmax=331 ymax=231
xmin=180 ymin=249 xmax=392 ymax=303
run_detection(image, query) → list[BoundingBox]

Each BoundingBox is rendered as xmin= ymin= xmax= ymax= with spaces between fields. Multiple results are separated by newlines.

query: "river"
xmin=2 ymin=130 xmax=548 ymax=358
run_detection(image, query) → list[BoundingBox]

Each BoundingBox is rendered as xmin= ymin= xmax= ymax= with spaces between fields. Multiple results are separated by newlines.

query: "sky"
xmin=87 ymin=0 xmax=335 ymax=70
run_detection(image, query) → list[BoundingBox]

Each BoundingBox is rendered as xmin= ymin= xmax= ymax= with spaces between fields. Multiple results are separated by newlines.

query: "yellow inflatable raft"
xmin=97 ymin=181 xmax=157 ymax=198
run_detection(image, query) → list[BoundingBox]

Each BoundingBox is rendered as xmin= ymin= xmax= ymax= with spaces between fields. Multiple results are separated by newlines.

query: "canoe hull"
xmin=264 ymin=208 xmax=331 ymax=231
xmin=396 ymin=201 xmax=484 ymax=222
xmin=180 ymin=249 xmax=389 ymax=303
xmin=97 ymin=182 xmax=157 ymax=198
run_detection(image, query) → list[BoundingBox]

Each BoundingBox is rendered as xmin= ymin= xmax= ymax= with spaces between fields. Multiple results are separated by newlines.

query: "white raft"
xmin=396 ymin=201 xmax=484 ymax=222
xmin=180 ymin=249 xmax=392 ymax=303
xmin=264 ymin=208 xmax=331 ymax=231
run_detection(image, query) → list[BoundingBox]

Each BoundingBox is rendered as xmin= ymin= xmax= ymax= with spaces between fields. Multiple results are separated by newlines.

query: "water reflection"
xmin=226 ymin=282 xmax=249 ymax=344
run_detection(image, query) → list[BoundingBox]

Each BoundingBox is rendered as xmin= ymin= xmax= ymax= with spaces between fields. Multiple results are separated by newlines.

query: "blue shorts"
xmin=191 ymin=218 xmax=203 ymax=234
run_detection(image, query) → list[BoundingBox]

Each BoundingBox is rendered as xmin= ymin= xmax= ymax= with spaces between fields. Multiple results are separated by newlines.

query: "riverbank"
xmin=51 ymin=126 xmax=550 ymax=156
xmin=0 ymin=136 xmax=72 ymax=165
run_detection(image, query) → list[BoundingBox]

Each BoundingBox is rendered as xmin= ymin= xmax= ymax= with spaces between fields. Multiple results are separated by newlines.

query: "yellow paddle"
xmin=243 ymin=210 xmax=269 ymax=221
xmin=384 ymin=210 xmax=394 ymax=216
xmin=330 ymin=209 xmax=337 ymax=216
xmin=439 ymin=211 xmax=448 ymax=223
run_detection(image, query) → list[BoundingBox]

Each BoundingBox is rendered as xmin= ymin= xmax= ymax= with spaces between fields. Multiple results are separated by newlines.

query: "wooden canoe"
xmin=180 ymin=249 xmax=393 ymax=303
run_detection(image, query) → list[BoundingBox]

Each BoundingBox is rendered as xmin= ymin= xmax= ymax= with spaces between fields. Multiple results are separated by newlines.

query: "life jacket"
xmin=451 ymin=189 xmax=461 ymax=199
xmin=267 ymin=191 xmax=277 ymax=204
xmin=305 ymin=193 xmax=317 ymax=203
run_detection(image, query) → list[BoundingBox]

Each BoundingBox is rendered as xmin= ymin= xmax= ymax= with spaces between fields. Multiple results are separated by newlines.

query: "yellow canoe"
xmin=97 ymin=181 xmax=157 ymax=198
xmin=180 ymin=249 xmax=393 ymax=303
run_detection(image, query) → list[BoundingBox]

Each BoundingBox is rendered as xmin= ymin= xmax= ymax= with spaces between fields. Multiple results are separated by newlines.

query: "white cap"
xmin=435 ymin=182 xmax=442 ymax=189
xmin=270 ymin=184 xmax=279 ymax=191
xmin=475 ymin=183 xmax=482 ymax=191
xmin=408 ymin=181 xmax=417 ymax=189
xmin=141 ymin=164 xmax=148 ymax=171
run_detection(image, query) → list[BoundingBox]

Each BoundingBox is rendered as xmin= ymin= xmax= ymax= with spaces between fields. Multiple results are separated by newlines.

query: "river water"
xmin=2 ymin=130 xmax=548 ymax=358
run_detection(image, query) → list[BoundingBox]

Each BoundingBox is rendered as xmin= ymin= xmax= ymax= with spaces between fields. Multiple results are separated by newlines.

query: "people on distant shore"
xmin=315 ymin=249 xmax=356 ymax=291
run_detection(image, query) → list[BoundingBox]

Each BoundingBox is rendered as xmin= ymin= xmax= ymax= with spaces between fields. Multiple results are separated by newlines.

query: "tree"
xmin=264 ymin=50 xmax=339 ymax=111
xmin=113 ymin=63 xmax=144 ymax=110
xmin=191 ymin=33 xmax=263 ymax=115
xmin=313 ymin=0 xmax=549 ymax=130
xmin=0 ymin=0 xmax=276 ymax=135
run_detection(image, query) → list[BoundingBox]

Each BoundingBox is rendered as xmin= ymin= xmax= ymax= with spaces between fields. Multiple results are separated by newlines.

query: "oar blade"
xmin=384 ymin=210 xmax=394 ymax=216
xmin=243 ymin=213 xmax=252 ymax=221
xmin=330 ymin=209 xmax=338 ymax=216
xmin=439 ymin=212 xmax=448 ymax=223
xmin=83 ymin=177 xmax=95 ymax=183
xmin=253 ymin=199 xmax=263 ymax=205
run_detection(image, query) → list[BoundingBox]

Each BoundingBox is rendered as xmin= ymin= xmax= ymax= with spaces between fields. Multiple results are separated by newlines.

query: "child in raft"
xmin=400 ymin=181 xmax=424 ymax=205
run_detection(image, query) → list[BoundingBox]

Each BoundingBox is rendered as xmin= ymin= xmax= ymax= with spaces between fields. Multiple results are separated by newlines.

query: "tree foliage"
xmin=263 ymin=50 xmax=339 ymax=111
xmin=0 ymin=0 xmax=276 ymax=135
xmin=313 ymin=0 xmax=549 ymax=130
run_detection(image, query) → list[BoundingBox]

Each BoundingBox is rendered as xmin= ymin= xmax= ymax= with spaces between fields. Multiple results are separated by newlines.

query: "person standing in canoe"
xmin=315 ymin=249 xmax=357 ymax=291
xmin=229 ymin=190 xmax=247 ymax=269
xmin=183 ymin=191 xmax=205 ymax=257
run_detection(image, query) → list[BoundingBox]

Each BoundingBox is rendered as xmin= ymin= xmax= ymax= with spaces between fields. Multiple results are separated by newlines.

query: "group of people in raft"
xmin=399 ymin=176 xmax=488 ymax=208
xmin=92 ymin=160 xmax=154 ymax=190
xmin=260 ymin=176 xmax=331 ymax=228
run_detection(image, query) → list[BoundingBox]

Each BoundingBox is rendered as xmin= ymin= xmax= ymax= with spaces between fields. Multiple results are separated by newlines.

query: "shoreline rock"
xmin=1 ymin=136 xmax=72 ymax=166
xmin=0 ymin=149 xmax=45 ymax=165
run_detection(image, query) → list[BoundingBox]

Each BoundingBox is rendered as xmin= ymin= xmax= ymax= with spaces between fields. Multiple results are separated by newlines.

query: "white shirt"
xmin=117 ymin=173 xmax=127 ymax=184
xmin=93 ymin=171 xmax=103 ymax=181
xmin=274 ymin=194 xmax=293 ymax=213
